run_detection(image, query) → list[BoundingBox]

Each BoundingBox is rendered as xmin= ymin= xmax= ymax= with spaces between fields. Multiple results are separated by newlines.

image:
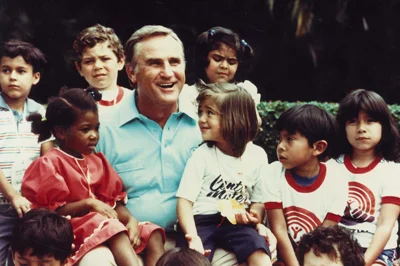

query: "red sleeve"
xmin=93 ymin=153 xmax=127 ymax=206
xmin=21 ymin=156 xmax=69 ymax=210
xmin=324 ymin=212 xmax=342 ymax=223
xmin=265 ymin=202 xmax=283 ymax=210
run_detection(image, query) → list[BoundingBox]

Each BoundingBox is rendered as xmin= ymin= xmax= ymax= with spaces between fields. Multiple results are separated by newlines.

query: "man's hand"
xmin=126 ymin=220 xmax=141 ymax=249
xmin=88 ymin=199 xmax=118 ymax=219
xmin=10 ymin=194 xmax=31 ymax=218
xmin=185 ymin=234 xmax=211 ymax=256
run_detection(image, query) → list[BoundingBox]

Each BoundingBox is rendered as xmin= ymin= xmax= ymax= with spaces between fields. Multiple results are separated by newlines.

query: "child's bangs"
xmin=341 ymin=95 xmax=387 ymax=123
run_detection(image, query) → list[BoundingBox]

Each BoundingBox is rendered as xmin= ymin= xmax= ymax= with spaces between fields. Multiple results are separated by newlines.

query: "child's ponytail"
xmin=27 ymin=112 xmax=52 ymax=142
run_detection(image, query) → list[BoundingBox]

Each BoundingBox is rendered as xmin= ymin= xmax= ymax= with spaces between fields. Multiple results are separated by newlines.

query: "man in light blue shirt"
xmin=96 ymin=25 xmax=201 ymax=231
xmin=94 ymin=25 xmax=247 ymax=266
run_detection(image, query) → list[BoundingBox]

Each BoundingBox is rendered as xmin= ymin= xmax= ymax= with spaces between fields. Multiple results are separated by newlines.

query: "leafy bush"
xmin=255 ymin=101 xmax=400 ymax=163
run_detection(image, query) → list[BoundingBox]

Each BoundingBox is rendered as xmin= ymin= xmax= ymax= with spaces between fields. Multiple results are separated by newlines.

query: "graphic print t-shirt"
xmin=176 ymin=143 xmax=268 ymax=215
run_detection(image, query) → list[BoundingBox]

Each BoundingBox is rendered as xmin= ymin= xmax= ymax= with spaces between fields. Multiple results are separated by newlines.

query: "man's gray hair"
xmin=125 ymin=25 xmax=185 ymax=73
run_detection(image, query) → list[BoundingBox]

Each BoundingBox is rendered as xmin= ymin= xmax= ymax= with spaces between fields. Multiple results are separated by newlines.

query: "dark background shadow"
xmin=1 ymin=0 xmax=400 ymax=104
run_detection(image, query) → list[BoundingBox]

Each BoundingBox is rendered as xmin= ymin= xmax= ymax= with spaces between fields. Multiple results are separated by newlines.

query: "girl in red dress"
xmin=21 ymin=88 xmax=165 ymax=266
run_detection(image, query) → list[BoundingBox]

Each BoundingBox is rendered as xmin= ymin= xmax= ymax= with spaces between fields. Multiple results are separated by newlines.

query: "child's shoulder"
xmin=26 ymin=98 xmax=46 ymax=115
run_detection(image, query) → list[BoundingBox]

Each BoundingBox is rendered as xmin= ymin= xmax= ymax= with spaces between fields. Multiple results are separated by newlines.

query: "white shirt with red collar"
xmin=264 ymin=161 xmax=348 ymax=244
xmin=330 ymin=155 xmax=400 ymax=249
xmin=97 ymin=86 xmax=133 ymax=121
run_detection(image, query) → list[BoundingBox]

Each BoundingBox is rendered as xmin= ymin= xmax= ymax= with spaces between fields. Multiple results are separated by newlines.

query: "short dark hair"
xmin=73 ymin=24 xmax=124 ymax=63
xmin=334 ymin=89 xmax=400 ymax=162
xmin=156 ymin=248 xmax=211 ymax=266
xmin=195 ymin=26 xmax=254 ymax=83
xmin=28 ymin=87 xmax=101 ymax=142
xmin=197 ymin=82 xmax=259 ymax=157
xmin=11 ymin=208 xmax=73 ymax=263
xmin=0 ymin=40 xmax=46 ymax=73
xmin=276 ymin=104 xmax=338 ymax=159
xmin=296 ymin=225 xmax=365 ymax=266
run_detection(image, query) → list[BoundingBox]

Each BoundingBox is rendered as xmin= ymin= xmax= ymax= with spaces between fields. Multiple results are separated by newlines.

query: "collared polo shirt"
xmin=96 ymin=90 xmax=202 ymax=231
xmin=0 ymin=93 xmax=46 ymax=198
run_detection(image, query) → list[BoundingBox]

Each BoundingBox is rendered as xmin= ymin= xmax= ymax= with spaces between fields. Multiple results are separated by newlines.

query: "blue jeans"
xmin=0 ymin=204 xmax=18 ymax=266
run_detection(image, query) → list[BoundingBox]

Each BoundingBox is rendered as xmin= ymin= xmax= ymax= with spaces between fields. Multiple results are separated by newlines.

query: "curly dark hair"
xmin=296 ymin=226 xmax=365 ymax=266
xmin=28 ymin=87 xmax=101 ymax=142
xmin=156 ymin=248 xmax=211 ymax=266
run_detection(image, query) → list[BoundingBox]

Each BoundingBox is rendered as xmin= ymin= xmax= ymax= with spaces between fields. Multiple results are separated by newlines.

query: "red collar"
xmin=98 ymin=87 xmax=124 ymax=106
xmin=285 ymin=163 xmax=326 ymax=193
xmin=344 ymin=154 xmax=381 ymax=174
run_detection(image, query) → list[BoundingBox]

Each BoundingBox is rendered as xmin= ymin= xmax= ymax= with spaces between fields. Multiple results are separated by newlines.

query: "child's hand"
xmin=126 ymin=220 xmax=141 ymax=249
xmin=185 ymin=234 xmax=211 ymax=256
xmin=235 ymin=210 xmax=260 ymax=225
xmin=10 ymin=194 xmax=31 ymax=218
xmin=88 ymin=199 xmax=118 ymax=219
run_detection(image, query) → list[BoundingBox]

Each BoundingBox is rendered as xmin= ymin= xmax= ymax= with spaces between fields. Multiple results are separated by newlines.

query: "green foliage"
xmin=255 ymin=101 xmax=400 ymax=163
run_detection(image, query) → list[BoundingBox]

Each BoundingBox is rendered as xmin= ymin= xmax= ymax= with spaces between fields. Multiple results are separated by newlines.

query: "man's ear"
xmin=74 ymin=61 xmax=83 ymax=76
xmin=312 ymin=140 xmax=328 ymax=157
xmin=125 ymin=63 xmax=136 ymax=84
xmin=53 ymin=126 xmax=67 ymax=141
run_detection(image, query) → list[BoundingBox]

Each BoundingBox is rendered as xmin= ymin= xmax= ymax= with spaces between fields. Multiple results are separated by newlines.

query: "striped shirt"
xmin=0 ymin=94 xmax=46 ymax=199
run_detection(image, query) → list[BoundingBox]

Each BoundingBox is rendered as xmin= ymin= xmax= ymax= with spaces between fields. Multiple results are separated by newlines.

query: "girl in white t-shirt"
xmin=331 ymin=89 xmax=400 ymax=266
xmin=179 ymin=26 xmax=261 ymax=125
xmin=176 ymin=83 xmax=274 ymax=266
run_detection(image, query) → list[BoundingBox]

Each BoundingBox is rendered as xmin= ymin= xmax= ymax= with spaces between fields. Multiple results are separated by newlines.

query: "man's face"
xmin=13 ymin=249 xmax=66 ymax=266
xmin=128 ymin=35 xmax=185 ymax=108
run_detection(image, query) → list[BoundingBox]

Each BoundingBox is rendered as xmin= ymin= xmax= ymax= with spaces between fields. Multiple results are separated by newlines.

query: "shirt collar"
xmin=0 ymin=93 xmax=42 ymax=114
xmin=118 ymin=89 xmax=198 ymax=127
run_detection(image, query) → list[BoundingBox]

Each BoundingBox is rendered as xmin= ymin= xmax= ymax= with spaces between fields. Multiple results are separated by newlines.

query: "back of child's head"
xmin=335 ymin=89 xmax=400 ymax=161
xmin=155 ymin=248 xmax=211 ymax=266
xmin=296 ymin=225 xmax=365 ymax=266
xmin=11 ymin=208 xmax=73 ymax=263
xmin=276 ymin=104 xmax=337 ymax=160
xmin=197 ymin=82 xmax=258 ymax=157
xmin=73 ymin=24 xmax=124 ymax=63
xmin=0 ymin=40 xmax=46 ymax=73
xmin=195 ymin=26 xmax=254 ymax=83
xmin=28 ymin=87 xmax=101 ymax=142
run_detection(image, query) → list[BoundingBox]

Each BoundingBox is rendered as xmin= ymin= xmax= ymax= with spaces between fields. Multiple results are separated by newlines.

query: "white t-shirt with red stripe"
xmin=330 ymin=155 xmax=400 ymax=249
xmin=97 ymin=86 xmax=133 ymax=121
xmin=264 ymin=161 xmax=348 ymax=244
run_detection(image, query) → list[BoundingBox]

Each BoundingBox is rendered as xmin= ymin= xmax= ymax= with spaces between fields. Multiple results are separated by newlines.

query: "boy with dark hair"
xmin=264 ymin=104 xmax=348 ymax=265
xmin=11 ymin=208 xmax=74 ymax=266
xmin=0 ymin=40 xmax=53 ymax=265
xmin=296 ymin=225 xmax=365 ymax=266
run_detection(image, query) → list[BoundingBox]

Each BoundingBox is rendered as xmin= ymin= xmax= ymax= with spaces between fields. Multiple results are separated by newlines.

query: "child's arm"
xmin=177 ymin=197 xmax=209 ymax=255
xmin=0 ymin=169 xmax=30 ymax=217
xmin=56 ymin=198 xmax=118 ymax=219
xmin=115 ymin=202 xmax=141 ymax=248
xmin=364 ymin=203 xmax=400 ymax=266
xmin=321 ymin=219 xmax=338 ymax=227
xmin=267 ymin=209 xmax=300 ymax=266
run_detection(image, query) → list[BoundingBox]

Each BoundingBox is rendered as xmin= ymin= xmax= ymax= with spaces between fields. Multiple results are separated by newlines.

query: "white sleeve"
xmin=263 ymin=161 xmax=284 ymax=209
xmin=176 ymin=148 xmax=206 ymax=203
xmin=325 ymin=163 xmax=348 ymax=219
xmin=250 ymin=153 xmax=269 ymax=203
xmin=381 ymin=162 xmax=400 ymax=206
xmin=237 ymin=80 xmax=261 ymax=105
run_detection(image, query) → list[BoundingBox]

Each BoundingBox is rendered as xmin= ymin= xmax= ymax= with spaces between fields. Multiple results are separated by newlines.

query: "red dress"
xmin=21 ymin=148 xmax=159 ymax=264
